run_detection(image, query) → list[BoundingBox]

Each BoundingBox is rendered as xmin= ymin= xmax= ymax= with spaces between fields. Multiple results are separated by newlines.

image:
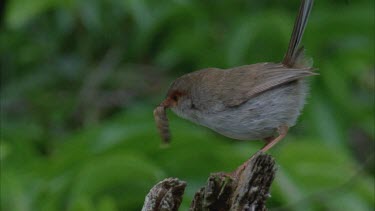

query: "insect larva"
xmin=153 ymin=105 xmax=170 ymax=145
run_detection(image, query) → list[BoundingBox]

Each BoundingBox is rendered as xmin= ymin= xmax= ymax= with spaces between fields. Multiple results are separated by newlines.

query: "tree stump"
xmin=142 ymin=152 xmax=277 ymax=211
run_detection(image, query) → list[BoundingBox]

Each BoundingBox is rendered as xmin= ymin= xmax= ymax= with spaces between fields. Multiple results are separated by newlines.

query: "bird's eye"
xmin=172 ymin=95 xmax=178 ymax=101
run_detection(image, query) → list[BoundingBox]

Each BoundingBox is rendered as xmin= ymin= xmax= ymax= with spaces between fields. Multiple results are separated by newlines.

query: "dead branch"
xmin=142 ymin=152 xmax=276 ymax=211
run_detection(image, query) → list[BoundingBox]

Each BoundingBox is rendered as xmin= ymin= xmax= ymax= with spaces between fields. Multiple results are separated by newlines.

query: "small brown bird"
xmin=154 ymin=0 xmax=315 ymax=152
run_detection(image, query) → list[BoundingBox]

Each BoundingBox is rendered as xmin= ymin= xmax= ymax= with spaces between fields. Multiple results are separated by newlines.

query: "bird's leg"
xmin=231 ymin=153 xmax=258 ymax=178
xmin=260 ymin=125 xmax=289 ymax=152
xmin=231 ymin=125 xmax=289 ymax=178
xmin=263 ymin=136 xmax=275 ymax=144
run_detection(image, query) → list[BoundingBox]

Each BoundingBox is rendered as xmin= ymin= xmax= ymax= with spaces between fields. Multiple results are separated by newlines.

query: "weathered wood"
xmin=191 ymin=152 xmax=276 ymax=211
xmin=142 ymin=178 xmax=187 ymax=211
xmin=142 ymin=152 xmax=276 ymax=211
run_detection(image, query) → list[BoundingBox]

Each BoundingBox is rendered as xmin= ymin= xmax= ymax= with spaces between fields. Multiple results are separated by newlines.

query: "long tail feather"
xmin=283 ymin=0 xmax=314 ymax=67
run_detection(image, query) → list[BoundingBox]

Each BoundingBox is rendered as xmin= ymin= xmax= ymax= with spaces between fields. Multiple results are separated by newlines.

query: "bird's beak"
xmin=160 ymin=98 xmax=170 ymax=108
xmin=153 ymin=99 xmax=171 ymax=146
xmin=160 ymin=97 xmax=177 ymax=108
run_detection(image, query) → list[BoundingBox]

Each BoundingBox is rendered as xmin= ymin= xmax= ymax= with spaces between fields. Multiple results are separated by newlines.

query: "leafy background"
xmin=1 ymin=0 xmax=374 ymax=210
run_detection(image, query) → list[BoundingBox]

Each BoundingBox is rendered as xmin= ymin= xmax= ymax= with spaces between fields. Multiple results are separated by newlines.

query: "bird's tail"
xmin=282 ymin=0 xmax=314 ymax=68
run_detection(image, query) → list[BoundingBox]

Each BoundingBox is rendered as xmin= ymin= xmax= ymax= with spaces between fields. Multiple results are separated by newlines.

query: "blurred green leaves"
xmin=1 ymin=0 xmax=374 ymax=210
xmin=6 ymin=0 xmax=59 ymax=28
xmin=2 ymin=106 xmax=374 ymax=210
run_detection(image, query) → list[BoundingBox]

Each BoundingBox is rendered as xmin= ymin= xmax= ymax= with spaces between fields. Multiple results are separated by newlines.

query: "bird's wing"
xmin=194 ymin=63 xmax=316 ymax=110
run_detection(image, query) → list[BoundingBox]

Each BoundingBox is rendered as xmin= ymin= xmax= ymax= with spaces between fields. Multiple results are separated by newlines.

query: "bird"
xmin=154 ymin=0 xmax=316 ymax=152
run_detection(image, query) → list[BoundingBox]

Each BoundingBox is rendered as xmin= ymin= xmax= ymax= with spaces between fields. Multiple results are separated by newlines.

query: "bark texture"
xmin=142 ymin=152 xmax=276 ymax=211
xmin=142 ymin=178 xmax=187 ymax=211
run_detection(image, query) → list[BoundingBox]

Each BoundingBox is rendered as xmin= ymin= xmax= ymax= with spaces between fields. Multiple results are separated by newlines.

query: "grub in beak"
xmin=153 ymin=104 xmax=170 ymax=146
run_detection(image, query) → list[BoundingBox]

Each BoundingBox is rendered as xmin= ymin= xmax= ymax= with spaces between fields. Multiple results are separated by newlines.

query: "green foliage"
xmin=1 ymin=0 xmax=374 ymax=210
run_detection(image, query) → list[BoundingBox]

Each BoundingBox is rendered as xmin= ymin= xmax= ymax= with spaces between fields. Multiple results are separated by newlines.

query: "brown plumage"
xmin=154 ymin=0 xmax=315 ymax=152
